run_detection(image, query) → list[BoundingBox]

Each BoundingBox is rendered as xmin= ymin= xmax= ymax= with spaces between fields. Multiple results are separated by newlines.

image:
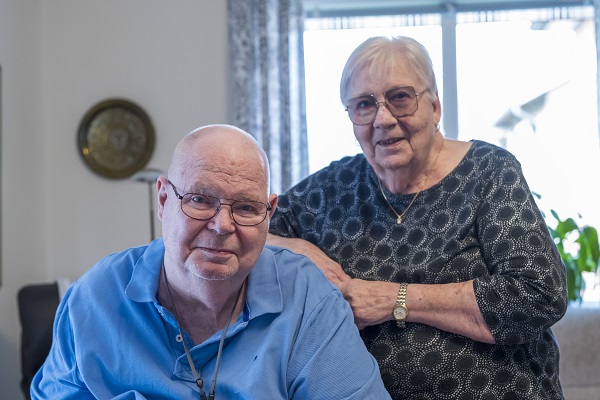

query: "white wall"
xmin=0 ymin=1 xmax=229 ymax=398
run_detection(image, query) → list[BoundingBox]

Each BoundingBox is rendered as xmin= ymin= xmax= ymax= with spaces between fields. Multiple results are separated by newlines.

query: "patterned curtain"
xmin=227 ymin=0 xmax=308 ymax=194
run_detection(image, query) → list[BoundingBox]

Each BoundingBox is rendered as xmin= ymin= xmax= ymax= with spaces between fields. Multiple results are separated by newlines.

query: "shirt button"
xmin=175 ymin=334 xmax=183 ymax=342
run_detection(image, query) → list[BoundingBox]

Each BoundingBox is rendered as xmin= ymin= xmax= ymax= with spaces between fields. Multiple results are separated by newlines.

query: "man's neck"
xmin=158 ymin=264 xmax=246 ymax=344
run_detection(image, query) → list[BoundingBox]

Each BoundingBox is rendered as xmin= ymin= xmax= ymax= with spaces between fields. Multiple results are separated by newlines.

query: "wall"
xmin=0 ymin=1 xmax=229 ymax=398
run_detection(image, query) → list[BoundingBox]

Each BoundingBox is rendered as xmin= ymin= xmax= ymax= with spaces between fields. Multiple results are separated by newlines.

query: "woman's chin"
xmin=374 ymin=151 xmax=412 ymax=171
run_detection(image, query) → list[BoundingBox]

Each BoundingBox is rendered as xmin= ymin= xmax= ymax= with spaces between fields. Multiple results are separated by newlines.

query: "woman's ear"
xmin=432 ymin=90 xmax=442 ymax=124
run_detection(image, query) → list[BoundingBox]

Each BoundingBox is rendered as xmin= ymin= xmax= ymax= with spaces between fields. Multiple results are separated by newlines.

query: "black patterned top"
xmin=269 ymin=140 xmax=567 ymax=399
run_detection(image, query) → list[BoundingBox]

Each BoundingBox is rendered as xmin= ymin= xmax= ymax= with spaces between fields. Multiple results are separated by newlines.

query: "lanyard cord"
xmin=162 ymin=264 xmax=243 ymax=400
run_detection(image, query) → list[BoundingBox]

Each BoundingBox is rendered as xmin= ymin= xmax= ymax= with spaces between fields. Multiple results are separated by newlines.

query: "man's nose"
xmin=208 ymin=204 xmax=236 ymax=234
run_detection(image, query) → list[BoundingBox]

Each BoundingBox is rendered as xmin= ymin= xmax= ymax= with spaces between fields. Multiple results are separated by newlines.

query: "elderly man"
xmin=31 ymin=125 xmax=390 ymax=399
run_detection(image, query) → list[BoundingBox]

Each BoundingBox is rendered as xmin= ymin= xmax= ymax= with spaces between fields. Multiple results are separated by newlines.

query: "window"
xmin=303 ymin=4 xmax=599 ymax=301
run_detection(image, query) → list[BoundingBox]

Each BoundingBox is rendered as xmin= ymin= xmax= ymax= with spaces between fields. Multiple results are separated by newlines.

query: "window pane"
xmin=456 ymin=8 xmax=600 ymax=234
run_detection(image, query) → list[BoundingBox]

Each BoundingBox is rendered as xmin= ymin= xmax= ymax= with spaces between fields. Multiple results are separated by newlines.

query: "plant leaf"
xmin=556 ymin=217 xmax=578 ymax=238
xmin=582 ymin=226 xmax=599 ymax=266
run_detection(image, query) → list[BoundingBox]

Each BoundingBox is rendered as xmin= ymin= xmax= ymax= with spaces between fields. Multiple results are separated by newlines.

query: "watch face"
xmin=393 ymin=305 xmax=408 ymax=321
xmin=78 ymin=99 xmax=155 ymax=179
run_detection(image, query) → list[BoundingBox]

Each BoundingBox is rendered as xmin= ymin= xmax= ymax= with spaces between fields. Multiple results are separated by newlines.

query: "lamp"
xmin=130 ymin=168 xmax=164 ymax=241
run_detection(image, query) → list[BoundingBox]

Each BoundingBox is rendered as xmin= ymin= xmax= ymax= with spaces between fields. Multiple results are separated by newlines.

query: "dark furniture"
xmin=17 ymin=282 xmax=60 ymax=400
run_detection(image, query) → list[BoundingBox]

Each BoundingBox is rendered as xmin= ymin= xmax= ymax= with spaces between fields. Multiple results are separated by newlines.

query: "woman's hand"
xmin=343 ymin=279 xmax=398 ymax=330
xmin=267 ymin=234 xmax=351 ymax=289
xmin=265 ymin=235 xmax=386 ymax=328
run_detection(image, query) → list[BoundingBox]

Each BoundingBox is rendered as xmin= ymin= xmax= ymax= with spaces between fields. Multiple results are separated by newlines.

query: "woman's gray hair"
xmin=339 ymin=36 xmax=438 ymax=105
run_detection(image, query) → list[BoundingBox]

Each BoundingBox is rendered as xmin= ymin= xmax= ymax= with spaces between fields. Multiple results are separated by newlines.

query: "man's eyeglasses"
xmin=345 ymin=86 xmax=429 ymax=126
xmin=168 ymin=181 xmax=271 ymax=226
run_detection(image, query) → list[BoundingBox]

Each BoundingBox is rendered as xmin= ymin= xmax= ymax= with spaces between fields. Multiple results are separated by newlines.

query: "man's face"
xmin=158 ymin=135 xmax=276 ymax=282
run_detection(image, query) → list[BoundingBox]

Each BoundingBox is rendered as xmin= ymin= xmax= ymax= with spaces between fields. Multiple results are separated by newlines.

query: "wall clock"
xmin=78 ymin=98 xmax=155 ymax=179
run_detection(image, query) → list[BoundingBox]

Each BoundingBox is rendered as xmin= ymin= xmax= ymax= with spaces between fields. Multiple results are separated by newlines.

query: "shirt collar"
xmin=245 ymin=246 xmax=284 ymax=318
xmin=125 ymin=240 xmax=284 ymax=319
xmin=125 ymin=239 xmax=165 ymax=303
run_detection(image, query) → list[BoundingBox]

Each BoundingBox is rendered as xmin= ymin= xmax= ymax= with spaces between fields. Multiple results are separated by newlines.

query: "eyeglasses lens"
xmin=180 ymin=193 xmax=268 ymax=226
xmin=346 ymin=87 xmax=420 ymax=125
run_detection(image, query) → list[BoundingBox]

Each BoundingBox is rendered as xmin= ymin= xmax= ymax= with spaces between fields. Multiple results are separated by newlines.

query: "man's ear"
xmin=267 ymin=194 xmax=278 ymax=219
xmin=156 ymin=176 xmax=169 ymax=221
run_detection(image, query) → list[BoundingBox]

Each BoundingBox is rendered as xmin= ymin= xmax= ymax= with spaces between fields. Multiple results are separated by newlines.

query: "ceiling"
xmin=303 ymin=0 xmax=592 ymax=17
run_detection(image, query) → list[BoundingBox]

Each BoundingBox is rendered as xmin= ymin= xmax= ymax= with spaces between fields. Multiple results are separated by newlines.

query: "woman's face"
xmin=346 ymin=58 xmax=441 ymax=176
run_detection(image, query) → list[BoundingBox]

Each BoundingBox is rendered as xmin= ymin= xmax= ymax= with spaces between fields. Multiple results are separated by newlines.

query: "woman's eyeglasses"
xmin=345 ymin=86 xmax=429 ymax=126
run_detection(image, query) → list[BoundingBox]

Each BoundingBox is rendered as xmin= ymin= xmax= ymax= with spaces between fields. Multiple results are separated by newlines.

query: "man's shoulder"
xmin=264 ymin=244 xmax=315 ymax=267
xmin=70 ymin=244 xmax=152 ymax=295
xmin=260 ymin=245 xmax=345 ymax=323
xmin=263 ymin=245 xmax=335 ymax=288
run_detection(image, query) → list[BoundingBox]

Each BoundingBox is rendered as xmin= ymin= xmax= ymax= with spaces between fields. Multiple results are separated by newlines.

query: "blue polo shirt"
xmin=31 ymin=240 xmax=390 ymax=399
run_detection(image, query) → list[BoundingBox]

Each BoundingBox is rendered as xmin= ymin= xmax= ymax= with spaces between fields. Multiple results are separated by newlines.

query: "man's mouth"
xmin=200 ymin=247 xmax=233 ymax=255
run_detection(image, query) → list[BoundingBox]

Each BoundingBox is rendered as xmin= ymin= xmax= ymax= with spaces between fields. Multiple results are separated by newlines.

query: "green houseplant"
xmin=547 ymin=210 xmax=600 ymax=303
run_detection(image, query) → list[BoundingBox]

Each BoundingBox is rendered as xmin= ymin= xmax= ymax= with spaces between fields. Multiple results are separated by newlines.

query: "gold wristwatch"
xmin=392 ymin=283 xmax=409 ymax=328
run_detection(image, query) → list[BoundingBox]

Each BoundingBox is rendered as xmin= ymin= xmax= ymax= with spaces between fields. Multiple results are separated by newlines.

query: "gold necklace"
xmin=378 ymin=140 xmax=444 ymax=224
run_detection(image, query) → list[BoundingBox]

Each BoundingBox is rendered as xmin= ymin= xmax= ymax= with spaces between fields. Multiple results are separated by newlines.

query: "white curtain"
xmin=227 ymin=0 xmax=308 ymax=194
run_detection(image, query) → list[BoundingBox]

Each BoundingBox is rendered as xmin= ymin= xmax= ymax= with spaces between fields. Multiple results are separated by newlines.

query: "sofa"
xmin=552 ymin=305 xmax=600 ymax=400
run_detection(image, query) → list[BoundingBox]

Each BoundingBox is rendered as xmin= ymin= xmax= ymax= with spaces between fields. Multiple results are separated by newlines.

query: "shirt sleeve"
xmin=30 ymin=284 xmax=95 ymax=400
xmin=287 ymin=287 xmax=392 ymax=400
xmin=473 ymin=152 xmax=567 ymax=345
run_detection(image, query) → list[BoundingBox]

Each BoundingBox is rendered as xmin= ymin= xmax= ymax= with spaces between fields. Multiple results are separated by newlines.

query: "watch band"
xmin=394 ymin=283 xmax=408 ymax=328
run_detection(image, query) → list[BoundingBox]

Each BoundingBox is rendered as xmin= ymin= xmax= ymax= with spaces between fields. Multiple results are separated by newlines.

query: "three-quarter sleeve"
xmin=472 ymin=153 xmax=567 ymax=344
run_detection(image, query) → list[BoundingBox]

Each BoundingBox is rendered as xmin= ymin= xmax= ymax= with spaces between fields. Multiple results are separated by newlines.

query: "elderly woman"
xmin=268 ymin=36 xmax=567 ymax=399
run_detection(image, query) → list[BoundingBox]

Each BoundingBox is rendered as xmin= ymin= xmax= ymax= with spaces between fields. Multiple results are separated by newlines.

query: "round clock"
xmin=78 ymin=98 xmax=155 ymax=179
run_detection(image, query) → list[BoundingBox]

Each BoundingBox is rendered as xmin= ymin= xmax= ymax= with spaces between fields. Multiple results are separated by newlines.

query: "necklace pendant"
xmin=396 ymin=216 xmax=402 ymax=224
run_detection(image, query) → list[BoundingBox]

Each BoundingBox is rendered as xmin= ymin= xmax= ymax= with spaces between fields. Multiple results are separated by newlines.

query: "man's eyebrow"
xmin=185 ymin=188 xmax=263 ymax=203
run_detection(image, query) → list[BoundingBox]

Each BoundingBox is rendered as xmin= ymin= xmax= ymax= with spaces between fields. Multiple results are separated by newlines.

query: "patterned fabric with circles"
xmin=269 ymin=140 xmax=567 ymax=399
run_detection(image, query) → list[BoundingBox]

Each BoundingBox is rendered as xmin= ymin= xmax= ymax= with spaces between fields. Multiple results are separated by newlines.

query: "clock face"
xmin=78 ymin=99 xmax=155 ymax=179
xmin=393 ymin=305 xmax=408 ymax=321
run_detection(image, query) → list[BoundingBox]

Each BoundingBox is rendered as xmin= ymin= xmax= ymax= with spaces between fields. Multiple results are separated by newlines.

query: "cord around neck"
xmin=162 ymin=262 xmax=244 ymax=399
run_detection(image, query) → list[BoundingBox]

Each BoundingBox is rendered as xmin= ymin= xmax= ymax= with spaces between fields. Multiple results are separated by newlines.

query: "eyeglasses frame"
xmin=167 ymin=180 xmax=272 ymax=226
xmin=345 ymin=86 xmax=429 ymax=126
